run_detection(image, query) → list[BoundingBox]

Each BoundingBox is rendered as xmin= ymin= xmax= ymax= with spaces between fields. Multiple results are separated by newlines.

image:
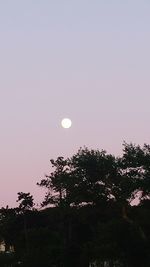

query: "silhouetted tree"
xmin=16 ymin=192 xmax=34 ymax=259
xmin=0 ymin=143 xmax=149 ymax=267
xmin=37 ymin=144 xmax=150 ymax=266
xmin=17 ymin=192 xmax=34 ymax=212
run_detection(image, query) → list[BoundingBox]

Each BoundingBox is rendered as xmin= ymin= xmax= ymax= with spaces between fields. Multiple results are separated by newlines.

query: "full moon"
xmin=61 ymin=118 xmax=72 ymax=129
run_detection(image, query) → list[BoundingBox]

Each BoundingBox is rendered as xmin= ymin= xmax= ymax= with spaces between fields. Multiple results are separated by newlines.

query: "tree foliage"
xmin=0 ymin=143 xmax=150 ymax=267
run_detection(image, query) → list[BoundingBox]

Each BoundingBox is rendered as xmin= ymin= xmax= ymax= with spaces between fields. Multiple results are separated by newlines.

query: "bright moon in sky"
xmin=61 ymin=118 xmax=72 ymax=129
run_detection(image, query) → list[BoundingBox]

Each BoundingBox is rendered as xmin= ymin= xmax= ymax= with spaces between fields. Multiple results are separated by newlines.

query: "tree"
xmin=1 ymin=143 xmax=149 ymax=267
xmin=17 ymin=192 xmax=34 ymax=212
xmin=37 ymin=144 xmax=150 ymax=266
xmin=120 ymin=142 xmax=150 ymax=202
xmin=37 ymin=148 xmax=119 ymax=208
xmin=16 ymin=192 xmax=34 ymax=259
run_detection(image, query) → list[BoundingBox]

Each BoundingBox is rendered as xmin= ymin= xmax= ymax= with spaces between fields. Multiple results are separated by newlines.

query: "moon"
xmin=61 ymin=118 xmax=72 ymax=129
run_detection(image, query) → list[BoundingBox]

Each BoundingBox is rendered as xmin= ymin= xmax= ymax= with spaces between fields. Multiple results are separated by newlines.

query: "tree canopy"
xmin=0 ymin=143 xmax=150 ymax=267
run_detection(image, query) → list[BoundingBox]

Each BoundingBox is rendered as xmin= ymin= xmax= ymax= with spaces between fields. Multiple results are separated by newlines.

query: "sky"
xmin=0 ymin=0 xmax=150 ymax=207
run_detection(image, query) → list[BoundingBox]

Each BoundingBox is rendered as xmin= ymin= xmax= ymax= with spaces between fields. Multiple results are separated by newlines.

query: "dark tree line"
xmin=0 ymin=143 xmax=150 ymax=267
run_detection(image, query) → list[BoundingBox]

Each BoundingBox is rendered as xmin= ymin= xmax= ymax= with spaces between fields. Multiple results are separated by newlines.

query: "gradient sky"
xmin=0 ymin=0 xmax=150 ymax=207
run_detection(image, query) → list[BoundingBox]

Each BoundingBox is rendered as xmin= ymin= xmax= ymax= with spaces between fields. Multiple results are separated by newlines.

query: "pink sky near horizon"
xmin=0 ymin=0 xmax=150 ymax=207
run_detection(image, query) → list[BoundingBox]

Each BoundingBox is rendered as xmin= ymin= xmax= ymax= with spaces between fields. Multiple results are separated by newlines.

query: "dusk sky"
xmin=0 ymin=1 xmax=150 ymax=207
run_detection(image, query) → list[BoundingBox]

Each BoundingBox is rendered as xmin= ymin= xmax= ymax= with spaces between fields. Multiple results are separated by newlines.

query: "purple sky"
xmin=0 ymin=1 xmax=150 ymax=207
